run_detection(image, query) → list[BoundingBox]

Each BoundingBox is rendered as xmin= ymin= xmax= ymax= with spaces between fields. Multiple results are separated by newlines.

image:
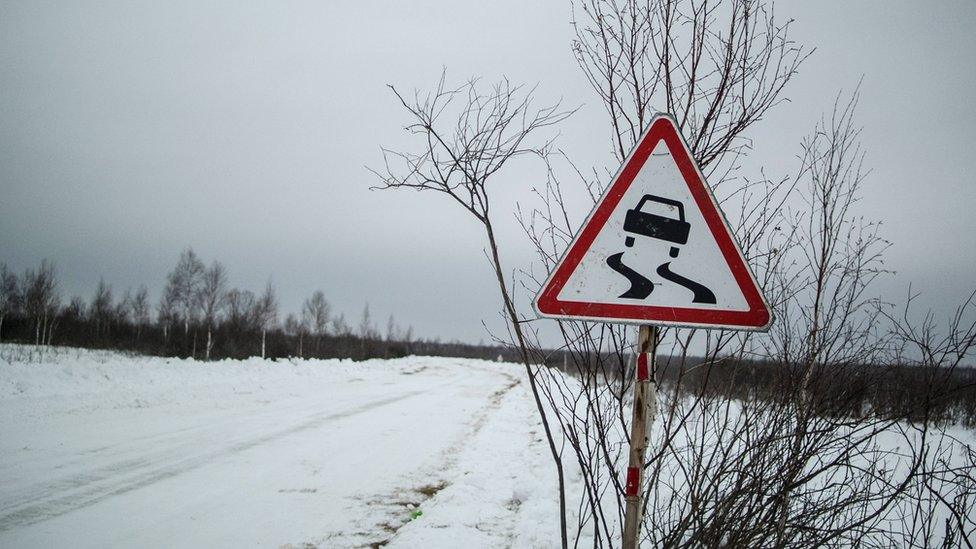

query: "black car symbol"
xmin=623 ymin=195 xmax=690 ymax=246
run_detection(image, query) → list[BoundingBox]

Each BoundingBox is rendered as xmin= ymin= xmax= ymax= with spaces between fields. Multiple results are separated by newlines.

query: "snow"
xmin=0 ymin=344 xmax=559 ymax=548
xmin=2 ymin=344 xmax=971 ymax=547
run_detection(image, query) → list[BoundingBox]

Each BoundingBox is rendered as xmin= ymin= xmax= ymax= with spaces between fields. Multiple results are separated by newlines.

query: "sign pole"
xmin=622 ymin=324 xmax=657 ymax=549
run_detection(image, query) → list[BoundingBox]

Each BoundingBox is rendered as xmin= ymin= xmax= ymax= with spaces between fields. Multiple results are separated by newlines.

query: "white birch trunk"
xmin=206 ymin=328 xmax=212 ymax=361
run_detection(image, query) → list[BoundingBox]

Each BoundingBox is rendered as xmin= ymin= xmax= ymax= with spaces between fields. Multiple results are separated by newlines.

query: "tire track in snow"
xmin=0 ymin=396 xmax=340 ymax=506
xmin=322 ymin=366 xmax=521 ymax=548
xmin=0 ymin=388 xmax=431 ymax=532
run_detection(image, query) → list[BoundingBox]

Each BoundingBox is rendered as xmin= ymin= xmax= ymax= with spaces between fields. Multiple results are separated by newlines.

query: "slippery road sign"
xmin=534 ymin=114 xmax=772 ymax=330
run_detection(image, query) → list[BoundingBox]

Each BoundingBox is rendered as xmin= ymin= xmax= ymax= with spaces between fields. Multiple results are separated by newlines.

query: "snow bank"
xmin=1 ymin=344 xmax=418 ymax=420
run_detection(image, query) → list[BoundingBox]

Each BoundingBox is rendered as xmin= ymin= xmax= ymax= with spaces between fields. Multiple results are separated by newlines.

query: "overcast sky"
xmin=2 ymin=1 xmax=974 ymax=344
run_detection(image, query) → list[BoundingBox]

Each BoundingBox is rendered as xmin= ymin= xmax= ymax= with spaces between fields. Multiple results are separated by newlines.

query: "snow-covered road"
xmin=0 ymin=346 xmax=558 ymax=547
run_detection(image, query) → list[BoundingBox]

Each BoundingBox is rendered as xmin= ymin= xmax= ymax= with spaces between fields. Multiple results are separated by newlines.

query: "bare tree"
xmin=63 ymin=296 xmax=86 ymax=328
xmin=0 ymin=263 xmax=18 ymax=341
xmin=158 ymin=283 xmax=179 ymax=343
xmin=571 ymin=0 xmax=808 ymax=172
xmin=302 ymin=290 xmax=331 ymax=354
xmin=114 ymin=288 xmax=132 ymax=332
xmin=22 ymin=260 xmax=60 ymax=345
xmin=90 ymin=279 xmax=113 ymax=343
xmin=356 ymin=302 xmax=381 ymax=358
xmin=226 ymin=288 xmax=258 ymax=333
xmin=761 ymin=90 xmax=896 ymax=545
xmin=517 ymin=94 xmax=959 ymax=546
xmin=166 ymin=248 xmax=205 ymax=339
xmin=491 ymin=1 xmax=816 ymax=545
xmin=199 ymin=261 xmax=228 ymax=360
xmin=284 ymin=313 xmax=306 ymax=358
xmin=358 ymin=302 xmax=372 ymax=339
xmin=373 ymin=72 xmax=575 ymax=548
xmin=257 ymin=280 xmax=278 ymax=359
xmin=330 ymin=313 xmax=351 ymax=337
xmin=285 ymin=313 xmax=298 ymax=332
xmin=883 ymin=290 xmax=976 ymax=548
xmin=130 ymin=285 xmax=151 ymax=340
xmin=507 ymin=1 xmax=974 ymax=543
xmin=403 ymin=325 xmax=414 ymax=349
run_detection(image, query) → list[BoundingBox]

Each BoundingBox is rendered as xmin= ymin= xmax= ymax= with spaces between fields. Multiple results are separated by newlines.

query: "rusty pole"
xmin=622 ymin=324 xmax=658 ymax=549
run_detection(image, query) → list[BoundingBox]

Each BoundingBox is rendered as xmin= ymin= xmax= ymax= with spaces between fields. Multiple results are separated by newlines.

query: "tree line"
xmin=541 ymin=349 xmax=976 ymax=429
xmin=3 ymin=250 xmax=972 ymax=430
xmin=0 ymin=250 xmax=522 ymax=363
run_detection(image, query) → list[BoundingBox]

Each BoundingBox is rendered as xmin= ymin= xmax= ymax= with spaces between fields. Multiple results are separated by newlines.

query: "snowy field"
xmin=0 ymin=345 xmax=559 ymax=548
xmin=3 ymin=344 xmax=973 ymax=548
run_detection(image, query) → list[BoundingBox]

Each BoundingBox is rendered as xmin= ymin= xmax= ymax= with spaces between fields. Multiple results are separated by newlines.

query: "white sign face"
xmin=534 ymin=114 xmax=772 ymax=330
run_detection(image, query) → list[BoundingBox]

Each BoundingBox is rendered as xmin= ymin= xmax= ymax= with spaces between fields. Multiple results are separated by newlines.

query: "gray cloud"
xmin=2 ymin=1 xmax=974 ymax=343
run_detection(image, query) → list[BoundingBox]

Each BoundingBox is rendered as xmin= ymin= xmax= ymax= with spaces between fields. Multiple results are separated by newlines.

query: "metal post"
xmin=622 ymin=324 xmax=657 ymax=549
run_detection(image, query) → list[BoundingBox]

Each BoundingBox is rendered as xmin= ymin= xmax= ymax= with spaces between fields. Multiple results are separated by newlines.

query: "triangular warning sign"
xmin=534 ymin=114 xmax=772 ymax=330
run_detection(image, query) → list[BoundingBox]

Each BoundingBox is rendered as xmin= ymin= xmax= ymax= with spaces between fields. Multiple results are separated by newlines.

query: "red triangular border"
xmin=534 ymin=115 xmax=772 ymax=330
